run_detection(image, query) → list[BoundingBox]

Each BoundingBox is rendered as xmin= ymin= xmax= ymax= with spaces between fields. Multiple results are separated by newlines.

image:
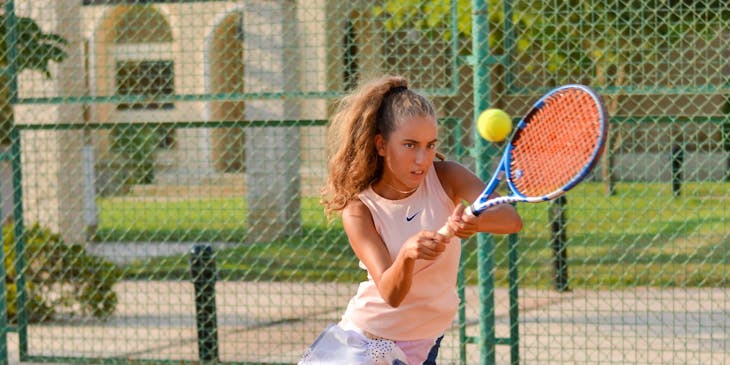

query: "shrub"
xmin=110 ymin=124 xmax=166 ymax=185
xmin=3 ymin=223 xmax=120 ymax=322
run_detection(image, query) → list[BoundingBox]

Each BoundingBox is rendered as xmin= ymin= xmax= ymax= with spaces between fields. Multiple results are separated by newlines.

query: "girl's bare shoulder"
xmin=342 ymin=197 xmax=372 ymax=222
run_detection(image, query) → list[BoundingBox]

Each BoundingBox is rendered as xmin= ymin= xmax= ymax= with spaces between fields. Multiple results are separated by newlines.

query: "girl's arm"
xmin=435 ymin=160 xmax=523 ymax=237
xmin=342 ymin=199 xmax=449 ymax=307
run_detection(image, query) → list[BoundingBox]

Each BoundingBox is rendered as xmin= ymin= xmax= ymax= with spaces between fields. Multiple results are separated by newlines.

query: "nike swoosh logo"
xmin=406 ymin=209 xmax=422 ymax=222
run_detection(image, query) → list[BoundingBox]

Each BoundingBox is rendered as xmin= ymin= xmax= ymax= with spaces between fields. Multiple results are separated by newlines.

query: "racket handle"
xmin=436 ymin=224 xmax=453 ymax=238
xmin=436 ymin=205 xmax=475 ymax=239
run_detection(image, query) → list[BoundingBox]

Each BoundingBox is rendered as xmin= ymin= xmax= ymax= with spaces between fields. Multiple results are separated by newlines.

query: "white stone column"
xmin=19 ymin=1 xmax=87 ymax=244
xmin=243 ymin=1 xmax=301 ymax=243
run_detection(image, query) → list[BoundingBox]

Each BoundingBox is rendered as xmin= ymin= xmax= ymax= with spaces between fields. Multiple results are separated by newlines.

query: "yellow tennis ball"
xmin=477 ymin=108 xmax=512 ymax=142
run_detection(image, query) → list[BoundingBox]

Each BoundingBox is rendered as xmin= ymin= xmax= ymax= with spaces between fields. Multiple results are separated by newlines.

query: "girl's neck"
xmin=374 ymin=178 xmax=418 ymax=199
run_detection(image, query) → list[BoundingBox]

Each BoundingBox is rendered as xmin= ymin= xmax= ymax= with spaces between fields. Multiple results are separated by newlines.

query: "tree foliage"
xmin=0 ymin=15 xmax=68 ymax=77
xmin=0 ymin=15 xmax=68 ymax=145
xmin=372 ymin=0 xmax=730 ymax=86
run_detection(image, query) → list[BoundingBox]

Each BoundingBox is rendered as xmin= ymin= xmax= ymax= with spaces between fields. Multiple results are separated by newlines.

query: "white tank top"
xmin=343 ymin=163 xmax=460 ymax=340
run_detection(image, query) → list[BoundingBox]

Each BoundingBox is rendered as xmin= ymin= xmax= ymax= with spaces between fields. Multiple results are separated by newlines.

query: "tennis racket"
xmin=438 ymin=84 xmax=608 ymax=238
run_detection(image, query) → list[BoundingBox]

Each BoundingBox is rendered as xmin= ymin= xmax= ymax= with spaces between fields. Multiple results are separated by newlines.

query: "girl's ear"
xmin=374 ymin=134 xmax=386 ymax=156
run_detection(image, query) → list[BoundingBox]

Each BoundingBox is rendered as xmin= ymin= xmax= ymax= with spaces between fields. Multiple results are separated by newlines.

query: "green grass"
xmin=93 ymin=196 xmax=328 ymax=243
xmin=98 ymin=182 xmax=730 ymax=288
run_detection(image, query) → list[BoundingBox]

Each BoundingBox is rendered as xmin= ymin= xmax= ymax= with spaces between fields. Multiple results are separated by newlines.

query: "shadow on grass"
xmin=121 ymin=227 xmax=364 ymax=283
xmin=116 ymin=221 xmax=728 ymax=288
xmin=92 ymin=227 xmax=251 ymax=243
xmin=460 ymin=230 xmax=729 ymax=288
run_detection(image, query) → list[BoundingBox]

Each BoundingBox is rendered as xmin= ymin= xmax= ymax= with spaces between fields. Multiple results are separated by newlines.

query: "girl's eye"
xmin=427 ymin=143 xmax=437 ymax=149
xmin=404 ymin=143 xmax=415 ymax=148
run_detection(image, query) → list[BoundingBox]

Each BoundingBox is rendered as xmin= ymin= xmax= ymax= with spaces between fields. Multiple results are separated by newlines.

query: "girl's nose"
xmin=415 ymin=148 xmax=425 ymax=164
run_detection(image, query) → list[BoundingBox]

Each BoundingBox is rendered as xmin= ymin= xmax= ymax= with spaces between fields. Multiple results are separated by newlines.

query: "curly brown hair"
xmin=321 ymin=75 xmax=437 ymax=215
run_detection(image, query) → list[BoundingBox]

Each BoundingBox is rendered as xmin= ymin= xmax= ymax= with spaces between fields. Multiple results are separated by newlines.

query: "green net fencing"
xmin=0 ymin=1 xmax=727 ymax=364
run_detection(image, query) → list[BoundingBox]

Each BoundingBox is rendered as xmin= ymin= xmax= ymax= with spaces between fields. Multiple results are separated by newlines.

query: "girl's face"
xmin=375 ymin=115 xmax=438 ymax=196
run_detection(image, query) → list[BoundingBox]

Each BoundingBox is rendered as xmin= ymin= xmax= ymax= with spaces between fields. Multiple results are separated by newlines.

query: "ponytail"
xmin=321 ymin=75 xmax=436 ymax=215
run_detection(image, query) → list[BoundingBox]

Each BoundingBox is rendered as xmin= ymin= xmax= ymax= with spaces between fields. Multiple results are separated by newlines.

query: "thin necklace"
xmin=382 ymin=180 xmax=417 ymax=195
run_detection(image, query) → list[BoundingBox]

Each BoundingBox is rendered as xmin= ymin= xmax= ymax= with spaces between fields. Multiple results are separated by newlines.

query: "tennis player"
xmin=300 ymin=75 xmax=522 ymax=365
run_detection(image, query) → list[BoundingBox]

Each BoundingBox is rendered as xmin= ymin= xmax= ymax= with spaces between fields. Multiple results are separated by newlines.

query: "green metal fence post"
xmin=502 ymin=0 xmax=516 ymax=93
xmin=0 ymin=178 xmax=7 ymax=365
xmin=508 ymin=232 xmax=520 ymax=365
xmin=9 ymin=130 xmax=27 ymax=362
xmin=472 ymin=0 xmax=498 ymax=364
xmin=503 ymin=2 xmax=519 ymax=363
xmin=4 ymin=1 xmax=28 ymax=362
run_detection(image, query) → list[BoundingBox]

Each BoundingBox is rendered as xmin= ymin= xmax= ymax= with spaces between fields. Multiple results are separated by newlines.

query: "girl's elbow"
xmin=379 ymin=283 xmax=407 ymax=307
xmin=509 ymin=216 xmax=523 ymax=233
xmin=492 ymin=207 xmax=523 ymax=234
xmin=507 ymin=206 xmax=524 ymax=233
xmin=384 ymin=293 xmax=405 ymax=308
xmin=502 ymin=212 xmax=523 ymax=233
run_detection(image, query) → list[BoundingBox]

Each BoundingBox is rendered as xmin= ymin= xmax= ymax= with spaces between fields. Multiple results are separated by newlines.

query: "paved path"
xmin=86 ymin=242 xmax=235 ymax=264
xmin=3 ymin=282 xmax=729 ymax=365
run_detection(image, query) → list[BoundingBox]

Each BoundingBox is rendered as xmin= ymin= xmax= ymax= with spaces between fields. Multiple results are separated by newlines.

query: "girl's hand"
xmin=444 ymin=204 xmax=479 ymax=239
xmin=401 ymin=230 xmax=449 ymax=260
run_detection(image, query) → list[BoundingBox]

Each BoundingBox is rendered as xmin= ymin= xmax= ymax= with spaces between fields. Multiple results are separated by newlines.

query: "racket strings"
xmin=509 ymin=88 xmax=603 ymax=197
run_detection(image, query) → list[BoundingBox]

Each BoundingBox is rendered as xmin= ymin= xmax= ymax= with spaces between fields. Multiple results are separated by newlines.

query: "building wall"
xmin=79 ymin=1 xmax=330 ymax=185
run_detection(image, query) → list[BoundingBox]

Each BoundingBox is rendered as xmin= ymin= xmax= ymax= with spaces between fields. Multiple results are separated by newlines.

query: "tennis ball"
xmin=477 ymin=108 xmax=512 ymax=142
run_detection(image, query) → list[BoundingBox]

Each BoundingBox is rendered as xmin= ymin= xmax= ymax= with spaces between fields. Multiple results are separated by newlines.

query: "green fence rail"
xmin=0 ymin=1 xmax=727 ymax=365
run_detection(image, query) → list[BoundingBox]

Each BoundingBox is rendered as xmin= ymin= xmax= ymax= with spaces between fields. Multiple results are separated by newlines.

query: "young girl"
xmin=300 ymin=75 xmax=523 ymax=365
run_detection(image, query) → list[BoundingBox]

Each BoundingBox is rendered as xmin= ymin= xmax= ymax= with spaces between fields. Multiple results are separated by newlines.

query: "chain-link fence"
xmin=0 ymin=1 xmax=727 ymax=364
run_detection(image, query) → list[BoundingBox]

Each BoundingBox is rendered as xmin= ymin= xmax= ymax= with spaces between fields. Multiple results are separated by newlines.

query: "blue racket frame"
xmin=469 ymin=84 xmax=609 ymax=216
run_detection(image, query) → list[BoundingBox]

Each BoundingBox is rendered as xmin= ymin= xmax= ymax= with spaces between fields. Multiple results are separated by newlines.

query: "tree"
xmin=0 ymin=15 xmax=68 ymax=145
xmin=372 ymin=0 xmax=535 ymax=55
xmin=374 ymin=0 xmax=726 ymax=86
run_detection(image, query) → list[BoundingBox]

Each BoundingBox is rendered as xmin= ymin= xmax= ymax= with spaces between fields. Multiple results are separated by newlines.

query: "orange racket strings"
xmin=509 ymin=88 xmax=602 ymax=197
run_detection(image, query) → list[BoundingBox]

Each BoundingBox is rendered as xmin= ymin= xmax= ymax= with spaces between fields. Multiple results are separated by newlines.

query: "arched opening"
xmin=113 ymin=6 xmax=174 ymax=115
xmin=94 ymin=5 xmax=176 ymax=186
xmin=114 ymin=5 xmax=173 ymax=43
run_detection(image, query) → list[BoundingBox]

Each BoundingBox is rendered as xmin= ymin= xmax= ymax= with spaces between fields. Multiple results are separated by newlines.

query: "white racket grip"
xmin=436 ymin=205 xmax=475 ymax=239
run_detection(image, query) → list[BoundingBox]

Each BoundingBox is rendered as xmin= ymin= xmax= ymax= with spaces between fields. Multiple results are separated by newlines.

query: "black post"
xmin=725 ymin=121 xmax=730 ymax=182
xmin=721 ymin=95 xmax=730 ymax=182
xmin=549 ymin=196 xmax=570 ymax=292
xmin=190 ymin=244 xmax=219 ymax=363
xmin=725 ymin=120 xmax=730 ymax=181
xmin=671 ymin=144 xmax=684 ymax=197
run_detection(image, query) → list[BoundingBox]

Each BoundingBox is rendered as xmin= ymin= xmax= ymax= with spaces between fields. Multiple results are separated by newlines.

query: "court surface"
xmin=5 ymin=281 xmax=729 ymax=365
